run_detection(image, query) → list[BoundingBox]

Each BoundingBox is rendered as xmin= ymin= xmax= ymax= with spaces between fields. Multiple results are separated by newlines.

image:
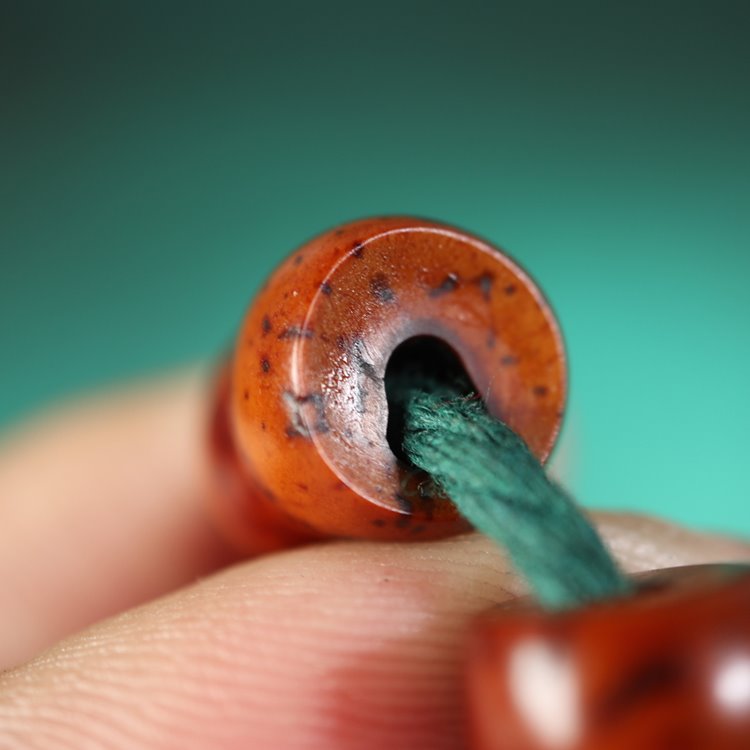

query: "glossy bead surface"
xmin=467 ymin=564 xmax=750 ymax=750
xmin=210 ymin=217 xmax=567 ymax=553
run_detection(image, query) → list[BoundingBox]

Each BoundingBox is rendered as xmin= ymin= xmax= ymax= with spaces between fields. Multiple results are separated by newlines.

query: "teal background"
xmin=2 ymin=2 xmax=748 ymax=534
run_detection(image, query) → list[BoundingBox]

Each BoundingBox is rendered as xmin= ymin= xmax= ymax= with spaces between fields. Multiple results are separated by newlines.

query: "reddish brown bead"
xmin=209 ymin=217 xmax=567 ymax=554
xmin=467 ymin=564 xmax=750 ymax=750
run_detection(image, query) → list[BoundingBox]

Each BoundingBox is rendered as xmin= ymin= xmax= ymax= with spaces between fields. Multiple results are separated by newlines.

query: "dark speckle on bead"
xmin=260 ymin=421 xmax=267 ymax=431
xmin=243 ymin=389 xmax=250 ymax=401
xmin=296 ymin=482 xmax=309 ymax=492
xmin=372 ymin=519 xmax=387 ymax=528
xmin=262 ymin=315 xmax=272 ymax=335
xmin=261 ymin=358 xmax=271 ymax=373
xmin=597 ymin=658 xmax=684 ymax=723
xmin=486 ymin=330 xmax=496 ymax=349
xmin=351 ymin=336 xmax=379 ymax=382
xmin=533 ymin=385 xmax=549 ymax=397
xmin=371 ymin=273 xmax=396 ymax=303
xmin=501 ymin=355 xmax=519 ymax=366
xmin=411 ymin=524 xmax=427 ymax=535
xmin=429 ymin=272 xmax=460 ymax=297
xmin=475 ymin=272 xmax=494 ymax=301
xmin=395 ymin=492 xmax=413 ymax=514
xmin=342 ymin=335 xmax=379 ymax=414
xmin=352 ymin=241 xmax=365 ymax=258
xmin=395 ymin=515 xmax=412 ymax=528
xmin=294 ymin=254 xmax=304 ymax=265
xmin=320 ymin=281 xmax=333 ymax=295
xmin=262 ymin=486 xmax=278 ymax=505
xmin=283 ymin=391 xmax=330 ymax=438
xmin=504 ymin=283 xmax=517 ymax=296
xmin=283 ymin=392 xmax=311 ymax=439
xmin=278 ymin=325 xmax=314 ymax=340
xmin=417 ymin=478 xmax=439 ymax=499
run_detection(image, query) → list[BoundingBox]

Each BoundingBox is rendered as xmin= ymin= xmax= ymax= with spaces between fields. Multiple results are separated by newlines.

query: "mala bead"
xmin=208 ymin=217 xmax=567 ymax=554
xmin=467 ymin=564 xmax=750 ymax=750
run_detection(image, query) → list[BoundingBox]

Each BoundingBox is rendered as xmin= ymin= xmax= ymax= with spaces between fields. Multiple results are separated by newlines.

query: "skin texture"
xmin=1 ymin=371 xmax=749 ymax=749
xmin=220 ymin=217 xmax=567 ymax=551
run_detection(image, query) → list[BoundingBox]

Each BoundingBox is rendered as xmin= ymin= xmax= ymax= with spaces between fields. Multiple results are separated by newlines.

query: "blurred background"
xmin=1 ymin=1 xmax=748 ymax=534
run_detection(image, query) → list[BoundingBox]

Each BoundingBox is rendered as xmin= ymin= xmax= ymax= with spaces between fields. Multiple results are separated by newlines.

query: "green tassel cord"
xmin=396 ymin=381 xmax=632 ymax=609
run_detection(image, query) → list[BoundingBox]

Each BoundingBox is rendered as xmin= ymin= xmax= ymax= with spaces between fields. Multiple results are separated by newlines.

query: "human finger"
xmin=1 ymin=515 xmax=748 ymax=750
xmin=0 ymin=370 xmax=236 ymax=669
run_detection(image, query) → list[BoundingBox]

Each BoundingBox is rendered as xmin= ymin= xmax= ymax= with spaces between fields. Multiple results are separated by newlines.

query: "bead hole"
xmin=384 ymin=335 xmax=477 ymax=465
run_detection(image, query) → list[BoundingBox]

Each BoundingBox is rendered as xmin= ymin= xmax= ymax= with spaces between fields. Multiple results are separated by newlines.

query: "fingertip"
xmin=2 ymin=517 xmax=749 ymax=749
xmin=0 ymin=536 xmax=514 ymax=750
xmin=0 ymin=369 xmax=236 ymax=669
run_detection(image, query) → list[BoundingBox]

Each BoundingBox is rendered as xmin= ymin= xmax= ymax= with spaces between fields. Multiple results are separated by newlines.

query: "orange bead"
xmin=208 ymin=217 xmax=567 ymax=555
xmin=467 ymin=564 xmax=750 ymax=750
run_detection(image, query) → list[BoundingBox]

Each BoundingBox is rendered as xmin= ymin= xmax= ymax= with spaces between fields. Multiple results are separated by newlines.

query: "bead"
xmin=209 ymin=217 xmax=567 ymax=554
xmin=467 ymin=564 xmax=750 ymax=750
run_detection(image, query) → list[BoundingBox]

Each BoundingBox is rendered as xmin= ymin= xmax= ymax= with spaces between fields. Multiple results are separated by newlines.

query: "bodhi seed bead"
xmin=467 ymin=564 xmax=750 ymax=750
xmin=207 ymin=216 xmax=567 ymax=555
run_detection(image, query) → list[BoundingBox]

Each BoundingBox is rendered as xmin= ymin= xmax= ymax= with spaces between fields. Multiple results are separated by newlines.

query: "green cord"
xmin=398 ymin=382 xmax=632 ymax=610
